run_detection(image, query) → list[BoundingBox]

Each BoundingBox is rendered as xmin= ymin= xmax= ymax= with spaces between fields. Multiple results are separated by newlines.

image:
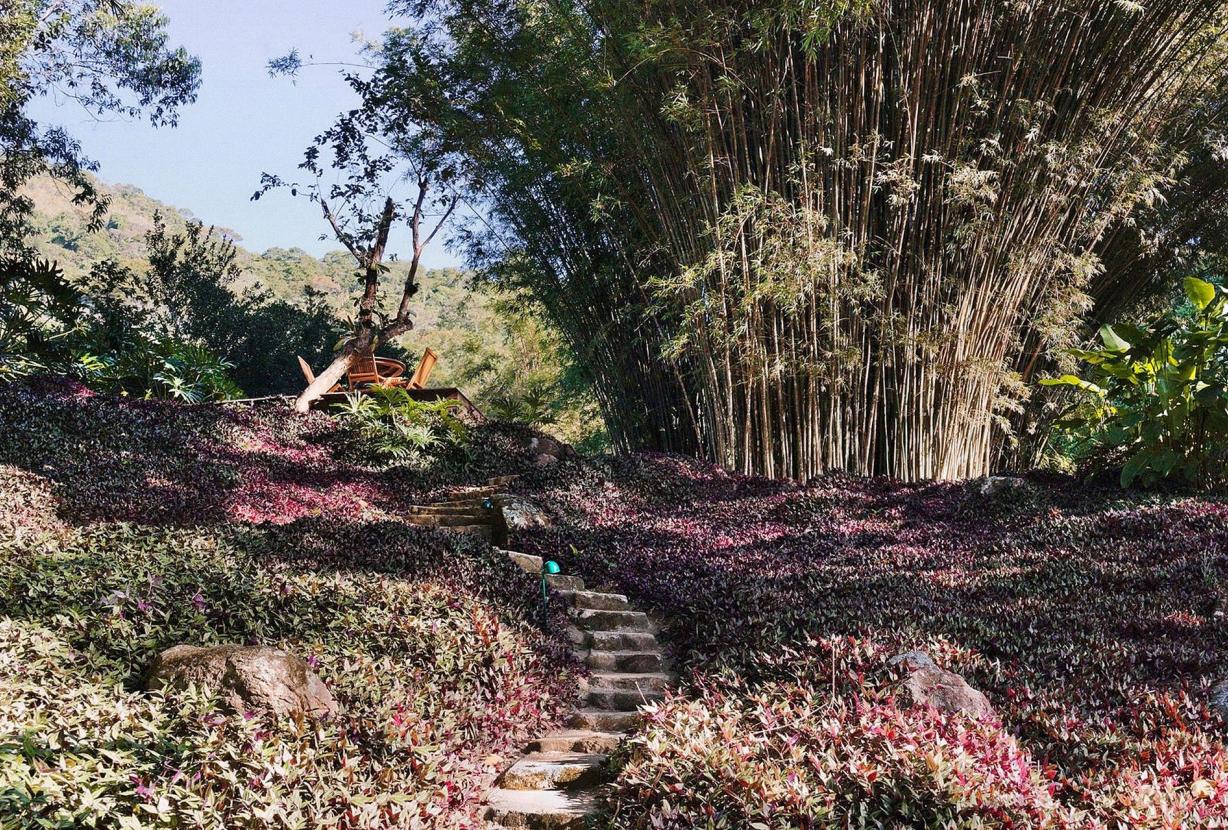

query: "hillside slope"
xmin=24 ymin=176 xmax=501 ymax=391
xmin=0 ymin=380 xmax=580 ymax=828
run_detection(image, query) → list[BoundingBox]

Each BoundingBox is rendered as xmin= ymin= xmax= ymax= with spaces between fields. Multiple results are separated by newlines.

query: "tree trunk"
xmin=293 ymin=334 xmax=370 ymax=413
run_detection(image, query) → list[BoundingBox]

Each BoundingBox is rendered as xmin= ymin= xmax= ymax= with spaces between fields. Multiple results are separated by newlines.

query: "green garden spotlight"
xmin=541 ymin=560 xmax=561 ymax=627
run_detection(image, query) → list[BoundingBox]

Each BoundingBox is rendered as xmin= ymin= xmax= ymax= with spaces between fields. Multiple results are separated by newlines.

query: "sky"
xmin=28 ymin=0 xmax=461 ymax=267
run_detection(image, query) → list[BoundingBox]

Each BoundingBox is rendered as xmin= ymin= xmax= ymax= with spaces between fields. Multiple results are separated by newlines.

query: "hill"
xmin=23 ymin=176 xmax=605 ymax=444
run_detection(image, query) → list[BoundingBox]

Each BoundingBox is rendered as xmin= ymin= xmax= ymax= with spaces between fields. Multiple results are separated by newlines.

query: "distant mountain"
xmin=23 ymin=176 xmax=498 ymax=389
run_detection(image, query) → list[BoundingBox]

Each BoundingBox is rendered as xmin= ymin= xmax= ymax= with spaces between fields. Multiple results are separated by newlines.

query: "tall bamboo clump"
xmin=389 ymin=0 xmax=1228 ymax=480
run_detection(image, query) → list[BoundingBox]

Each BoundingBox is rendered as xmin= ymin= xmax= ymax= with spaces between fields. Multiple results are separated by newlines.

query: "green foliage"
xmin=83 ymin=213 xmax=344 ymax=396
xmin=0 ymin=237 xmax=244 ymax=402
xmin=0 ymin=257 xmax=82 ymax=380
xmin=77 ymin=337 xmax=243 ymax=404
xmin=1042 ymin=276 xmax=1228 ymax=488
xmin=0 ymin=0 xmax=199 ymax=255
xmin=333 ymin=386 xmax=468 ymax=466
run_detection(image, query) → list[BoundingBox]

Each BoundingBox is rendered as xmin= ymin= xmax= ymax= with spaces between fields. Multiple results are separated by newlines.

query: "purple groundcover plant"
xmin=0 ymin=379 xmax=579 ymax=828
xmin=519 ymin=456 xmax=1228 ymax=827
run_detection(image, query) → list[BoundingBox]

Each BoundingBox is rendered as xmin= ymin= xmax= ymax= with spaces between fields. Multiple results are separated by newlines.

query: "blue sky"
xmin=28 ymin=0 xmax=460 ymax=267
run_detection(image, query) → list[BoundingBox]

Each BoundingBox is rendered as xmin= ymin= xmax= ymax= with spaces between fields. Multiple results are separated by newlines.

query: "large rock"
xmin=978 ymin=475 xmax=1034 ymax=498
xmin=146 ymin=644 xmax=338 ymax=718
xmin=501 ymin=495 xmax=553 ymax=530
xmin=1210 ymin=677 xmax=1228 ymax=719
xmin=528 ymin=433 xmax=573 ymax=462
xmin=889 ymin=651 xmax=996 ymax=721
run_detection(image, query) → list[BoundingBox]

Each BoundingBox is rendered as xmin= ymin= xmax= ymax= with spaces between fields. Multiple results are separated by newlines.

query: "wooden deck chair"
xmin=346 ymin=347 xmax=406 ymax=390
xmin=296 ymin=356 xmax=341 ymax=393
xmin=406 ymin=348 xmax=438 ymax=389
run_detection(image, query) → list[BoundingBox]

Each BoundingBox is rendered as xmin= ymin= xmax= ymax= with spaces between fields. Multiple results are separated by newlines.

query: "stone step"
xmin=584 ymin=686 xmax=664 ymax=711
xmin=484 ymin=788 xmax=600 ymax=829
xmin=583 ymin=672 xmax=673 ymax=692
xmin=450 ymin=524 xmax=493 ymax=541
xmin=585 ymin=650 xmax=665 ymax=673
xmin=569 ymin=708 xmax=641 ymax=732
xmin=527 ymin=730 xmax=624 ymax=754
xmin=504 ymin=551 xmax=543 ymax=574
xmin=546 ymin=574 xmax=584 ymax=592
xmin=588 ymin=630 xmax=659 ymax=651
xmin=562 ymin=626 xmax=588 ymax=647
xmin=498 ymin=752 xmax=607 ymax=791
xmin=572 ymin=609 xmax=653 ymax=632
xmin=563 ymin=590 xmax=630 ymax=612
xmin=404 ymin=512 xmax=494 ymax=528
xmin=405 ymin=504 xmax=490 ymax=516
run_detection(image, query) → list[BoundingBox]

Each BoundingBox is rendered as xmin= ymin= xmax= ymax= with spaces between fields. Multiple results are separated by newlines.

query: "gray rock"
xmin=502 ymin=495 xmax=553 ymax=530
xmin=979 ymin=476 xmax=1034 ymax=498
xmin=1210 ymin=677 xmax=1228 ymax=718
xmin=146 ymin=644 xmax=338 ymax=718
xmin=533 ymin=453 xmax=558 ymax=468
xmin=529 ymin=433 xmax=573 ymax=461
xmin=890 ymin=651 xmax=995 ymax=721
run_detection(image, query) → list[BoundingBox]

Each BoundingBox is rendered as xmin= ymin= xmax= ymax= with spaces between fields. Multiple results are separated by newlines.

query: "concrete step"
xmin=572 ymin=609 xmax=652 ymax=632
xmin=484 ymin=788 xmax=600 ymax=829
xmin=588 ymin=630 xmax=659 ymax=651
xmin=527 ymin=730 xmax=624 ymax=754
xmin=504 ymin=551 xmax=543 ymax=574
xmin=498 ymin=752 xmax=607 ymax=790
xmin=569 ymin=708 xmax=641 ymax=732
xmin=584 ymin=686 xmax=664 ymax=711
xmin=546 ymin=574 xmax=584 ymax=592
xmin=585 ymin=650 xmax=665 ymax=673
xmin=565 ymin=590 xmax=630 ymax=612
xmin=583 ymin=672 xmax=673 ymax=692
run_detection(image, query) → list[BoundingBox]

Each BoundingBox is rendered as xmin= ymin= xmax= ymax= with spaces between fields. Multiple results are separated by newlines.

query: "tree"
xmin=371 ymin=0 xmax=1228 ymax=480
xmin=257 ymin=66 xmax=457 ymax=412
xmin=0 ymin=0 xmax=200 ymax=256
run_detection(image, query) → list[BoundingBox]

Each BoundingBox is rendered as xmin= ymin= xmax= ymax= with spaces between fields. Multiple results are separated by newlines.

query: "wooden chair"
xmin=406 ymin=348 xmax=438 ymax=389
xmin=346 ymin=348 xmax=406 ymax=391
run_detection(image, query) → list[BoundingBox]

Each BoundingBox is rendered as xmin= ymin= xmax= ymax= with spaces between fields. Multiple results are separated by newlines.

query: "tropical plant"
xmin=1042 ymin=277 xmax=1228 ymax=488
xmin=0 ymin=256 xmax=82 ymax=379
xmin=371 ymin=0 xmax=1228 ymax=480
xmin=332 ymin=385 xmax=467 ymax=465
xmin=77 ymin=335 xmax=243 ymax=403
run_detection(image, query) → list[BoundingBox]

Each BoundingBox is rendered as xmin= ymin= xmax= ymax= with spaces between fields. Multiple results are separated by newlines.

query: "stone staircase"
xmin=484 ymin=549 xmax=673 ymax=829
xmin=403 ymin=477 xmax=514 ymax=546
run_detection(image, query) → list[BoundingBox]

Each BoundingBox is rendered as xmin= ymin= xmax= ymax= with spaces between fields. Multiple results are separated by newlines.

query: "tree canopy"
xmin=367 ymin=0 xmax=1228 ymax=480
xmin=0 ymin=0 xmax=200 ymax=256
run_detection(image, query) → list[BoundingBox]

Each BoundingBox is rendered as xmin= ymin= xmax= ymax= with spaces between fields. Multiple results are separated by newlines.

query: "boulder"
xmin=979 ymin=475 xmax=1034 ymax=498
xmin=1210 ymin=677 xmax=1228 ymax=718
xmin=146 ymin=644 xmax=338 ymax=718
xmin=889 ymin=651 xmax=995 ymax=721
xmin=501 ymin=495 xmax=553 ymax=530
xmin=533 ymin=453 xmax=558 ymax=468
xmin=529 ymin=433 xmax=573 ymax=461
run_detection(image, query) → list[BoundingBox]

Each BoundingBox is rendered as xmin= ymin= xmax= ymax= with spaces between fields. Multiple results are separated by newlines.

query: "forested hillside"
xmin=23 ymin=175 xmax=605 ymax=445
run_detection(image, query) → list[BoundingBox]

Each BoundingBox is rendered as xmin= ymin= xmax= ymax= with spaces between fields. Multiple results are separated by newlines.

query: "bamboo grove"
xmin=379 ymin=0 xmax=1228 ymax=480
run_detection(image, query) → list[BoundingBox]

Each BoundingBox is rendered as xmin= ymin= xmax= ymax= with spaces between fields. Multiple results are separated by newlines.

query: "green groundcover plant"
xmin=1043 ymin=276 xmax=1228 ymax=488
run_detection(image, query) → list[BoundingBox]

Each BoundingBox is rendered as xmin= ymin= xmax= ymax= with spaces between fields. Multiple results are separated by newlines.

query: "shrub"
xmin=332 ymin=386 xmax=467 ymax=466
xmin=0 ymin=257 xmax=83 ymax=380
xmin=1042 ymin=276 xmax=1228 ymax=488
